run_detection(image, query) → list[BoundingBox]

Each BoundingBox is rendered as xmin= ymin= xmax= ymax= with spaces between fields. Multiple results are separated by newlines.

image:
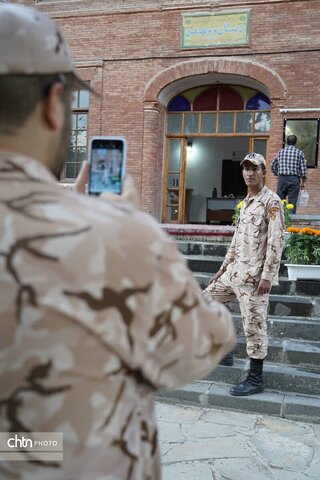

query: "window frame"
xmin=166 ymin=110 xmax=270 ymax=136
xmin=283 ymin=118 xmax=319 ymax=169
xmin=60 ymin=89 xmax=89 ymax=182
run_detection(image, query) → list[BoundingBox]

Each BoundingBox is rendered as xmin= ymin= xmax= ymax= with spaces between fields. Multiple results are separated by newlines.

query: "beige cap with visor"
xmin=0 ymin=3 xmax=95 ymax=93
xmin=240 ymin=153 xmax=266 ymax=167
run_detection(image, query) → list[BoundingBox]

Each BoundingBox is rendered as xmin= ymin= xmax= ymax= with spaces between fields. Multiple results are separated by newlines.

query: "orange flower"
xmin=287 ymin=227 xmax=300 ymax=233
xmin=300 ymin=227 xmax=314 ymax=235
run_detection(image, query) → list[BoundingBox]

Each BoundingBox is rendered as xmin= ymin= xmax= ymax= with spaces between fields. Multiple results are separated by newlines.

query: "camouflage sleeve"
xmin=127 ymin=216 xmax=236 ymax=390
xmin=220 ymin=231 xmax=237 ymax=272
xmin=53 ymin=201 xmax=236 ymax=393
xmin=261 ymin=197 xmax=285 ymax=282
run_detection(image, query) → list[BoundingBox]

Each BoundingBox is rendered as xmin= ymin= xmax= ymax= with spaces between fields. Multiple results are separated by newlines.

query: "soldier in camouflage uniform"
xmin=0 ymin=4 xmax=235 ymax=479
xmin=204 ymin=153 xmax=285 ymax=396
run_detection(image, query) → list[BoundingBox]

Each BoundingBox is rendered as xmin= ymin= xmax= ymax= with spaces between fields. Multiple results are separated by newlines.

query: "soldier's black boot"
xmin=229 ymin=358 xmax=264 ymax=396
xmin=219 ymin=352 xmax=234 ymax=366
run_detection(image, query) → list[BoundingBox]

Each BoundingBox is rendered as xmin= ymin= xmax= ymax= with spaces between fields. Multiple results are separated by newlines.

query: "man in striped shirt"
xmin=271 ymin=135 xmax=307 ymax=213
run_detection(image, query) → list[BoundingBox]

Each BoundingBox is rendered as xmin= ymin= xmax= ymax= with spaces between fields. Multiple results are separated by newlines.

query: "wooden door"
xmin=162 ymin=138 xmax=187 ymax=223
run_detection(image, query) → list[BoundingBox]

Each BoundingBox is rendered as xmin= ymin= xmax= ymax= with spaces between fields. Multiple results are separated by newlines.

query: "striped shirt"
xmin=271 ymin=145 xmax=307 ymax=178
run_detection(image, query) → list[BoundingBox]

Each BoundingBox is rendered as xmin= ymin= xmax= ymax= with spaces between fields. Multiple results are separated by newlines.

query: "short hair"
xmin=0 ymin=74 xmax=73 ymax=135
xmin=287 ymin=135 xmax=297 ymax=146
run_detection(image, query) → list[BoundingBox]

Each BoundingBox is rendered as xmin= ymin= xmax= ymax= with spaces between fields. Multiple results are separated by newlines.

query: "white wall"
xmin=186 ymin=137 xmax=249 ymax=223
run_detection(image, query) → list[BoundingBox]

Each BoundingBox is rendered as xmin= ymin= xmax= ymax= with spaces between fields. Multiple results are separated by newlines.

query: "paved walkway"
xmin=156 ymin=402 xmax=320 ymax=480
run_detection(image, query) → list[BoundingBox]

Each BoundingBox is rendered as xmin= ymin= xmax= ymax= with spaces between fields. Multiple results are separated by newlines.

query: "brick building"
xmin=14 ymin=0 xmax=320 ymax=223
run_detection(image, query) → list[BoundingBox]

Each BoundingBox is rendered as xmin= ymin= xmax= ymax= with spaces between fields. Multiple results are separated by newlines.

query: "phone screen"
xmin=88 ymin=138 xmax=126 ymax=195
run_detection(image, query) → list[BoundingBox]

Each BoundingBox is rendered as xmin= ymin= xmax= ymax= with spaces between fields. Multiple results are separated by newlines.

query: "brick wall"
xmin=11 ymin=0 xmax=320 ymax=218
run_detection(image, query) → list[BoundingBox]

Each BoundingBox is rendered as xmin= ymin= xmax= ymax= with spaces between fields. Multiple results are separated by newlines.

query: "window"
xmin=284 ymin=119 xmax=319 ymax=168
xmin=62 ymin=89 xmax=89 ymax=180
xmin=168 ymin=95 xmax=191 ymax=112
xmin=246 ymin=94 xmax=270 ymax=110
xmin=219 ymin=86 xmax=243 ymax=111
xmin=166 ymin=111 xmax=270 ymax=135
xmin=193 ymin=87 xmax=218 ymax=111
xmin=167 ymin=85 xmax=270 ymax=135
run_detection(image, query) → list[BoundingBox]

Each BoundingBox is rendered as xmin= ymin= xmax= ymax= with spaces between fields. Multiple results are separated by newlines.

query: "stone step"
xmin=177 ymin=241 xmax=230 ymax=257
xmin=195 ymin=271 xmax=319 ymax=318
xmin=196 ymin=272 xmax=320 ymax=297
xmin=157 ymin=380 xmax=320 ymax=424
xmin=231 ymin=314 xmax=320 ymax=342
xmin=187 ymin=255 xmax=289 ymax=277
xmin=162 ymin=224 xmax=234 ymax=242
xmin=178 ymin=240 xmax=289 ymax=261
xmin=205 ymin=359 xmax=320 ymax=396
xmin=170 ymin=235 xmax=320 ymax=423
xmin=246 ymin=294 xmax=316 ymax=317
xmin=199 ymin=284 xmax=318 ymax=318
xmin=235 ymin=336 xmax=320 ymax=368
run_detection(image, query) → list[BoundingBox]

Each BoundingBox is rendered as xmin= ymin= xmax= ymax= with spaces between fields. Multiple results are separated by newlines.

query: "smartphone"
xmin=88 ymin=136 xmax=127 ymax=195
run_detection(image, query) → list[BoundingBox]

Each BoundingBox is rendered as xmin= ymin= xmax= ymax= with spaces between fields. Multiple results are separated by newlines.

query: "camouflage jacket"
xmin=221 ymin=186 xmax=285 ymax=286
xmin=0 ymin=152 xmax=235 ymax=480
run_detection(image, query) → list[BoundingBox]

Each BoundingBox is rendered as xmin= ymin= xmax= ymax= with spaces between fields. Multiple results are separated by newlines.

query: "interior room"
xmin=186 ymin=137 xmax=249 ymax=223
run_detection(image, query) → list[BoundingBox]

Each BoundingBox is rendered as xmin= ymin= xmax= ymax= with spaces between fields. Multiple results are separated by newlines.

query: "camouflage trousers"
xmin=203 ymin=274 xmax=269 ymax=359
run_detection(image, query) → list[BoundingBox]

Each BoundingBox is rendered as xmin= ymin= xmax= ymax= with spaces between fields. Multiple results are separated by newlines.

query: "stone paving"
xmin=156 ymin=402 xmax=320 ymax=480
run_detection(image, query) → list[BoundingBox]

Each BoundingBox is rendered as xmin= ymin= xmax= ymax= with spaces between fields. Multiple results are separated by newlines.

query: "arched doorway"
xmin=142 ymin=58 xmax=287 ymax=221
xmin=162 ymin=84 xmax=270 ymax=224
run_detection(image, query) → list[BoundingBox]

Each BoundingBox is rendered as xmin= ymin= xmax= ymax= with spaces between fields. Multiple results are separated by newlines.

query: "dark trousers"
xmin=277 ymin=175 xmax=300 ymax=213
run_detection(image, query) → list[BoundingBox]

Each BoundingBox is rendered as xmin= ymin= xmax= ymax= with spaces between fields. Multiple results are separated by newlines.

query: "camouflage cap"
xmin=0 ymin=3 xmax=95 ymax=93
xmin=240 ymin=153 xmax=266 ymax=167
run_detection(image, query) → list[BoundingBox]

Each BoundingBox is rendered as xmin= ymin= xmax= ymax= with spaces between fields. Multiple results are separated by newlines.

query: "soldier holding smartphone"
xmin=0 ymin=4 xmax=235 ymax=480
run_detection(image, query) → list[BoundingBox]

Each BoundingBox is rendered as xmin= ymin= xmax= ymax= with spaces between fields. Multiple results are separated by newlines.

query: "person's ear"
xmin=42 ymin=82 xmax=65 ymax=131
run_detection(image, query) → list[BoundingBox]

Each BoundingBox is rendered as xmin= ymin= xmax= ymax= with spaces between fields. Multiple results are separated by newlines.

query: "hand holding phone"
xmin=88 ymin=137 xmax=127 ymax=195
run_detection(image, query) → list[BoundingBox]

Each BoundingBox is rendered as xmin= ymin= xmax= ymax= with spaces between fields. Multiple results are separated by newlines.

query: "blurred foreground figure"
xmin=0 ymin=4 xmax=235 ymax=479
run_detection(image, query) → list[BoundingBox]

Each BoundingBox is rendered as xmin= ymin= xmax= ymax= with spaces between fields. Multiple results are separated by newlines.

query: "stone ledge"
xmin=157 ymin=381 xmax=320 ymax=424
xmin=291 ymin=214 xmax=320 ymax=227
xmin=161 ymin=223 xmax=235 ymax=239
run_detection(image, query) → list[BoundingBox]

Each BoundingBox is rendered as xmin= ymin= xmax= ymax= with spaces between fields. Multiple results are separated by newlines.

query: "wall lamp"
xmin=187 ymin=141 xmax=193 ymax=153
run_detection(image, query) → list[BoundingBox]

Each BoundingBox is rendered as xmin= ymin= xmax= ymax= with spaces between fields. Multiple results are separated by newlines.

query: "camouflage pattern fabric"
xmin=0 ymin=152 xmax=235 ymax=480
xmin=220 ymin=185 xmax=285 ymax=286
xmin=204 ymin=276 xmax=269 ymax=359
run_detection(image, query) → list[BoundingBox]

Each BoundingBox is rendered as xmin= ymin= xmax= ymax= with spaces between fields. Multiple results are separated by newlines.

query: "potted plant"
xmin=285 ymin=226 xmax=320 ymax=280
xmin=233 ymin=199 xmax=320 ymax=280
xmin=282 ymin=198 xmax=320 ymax=280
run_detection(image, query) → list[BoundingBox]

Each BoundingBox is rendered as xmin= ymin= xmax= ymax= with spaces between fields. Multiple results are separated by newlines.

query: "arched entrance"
xmin=163 ymin=84 xmax=270 ymax=224
xmin=142 ymin=58 xmax=287 ymax=222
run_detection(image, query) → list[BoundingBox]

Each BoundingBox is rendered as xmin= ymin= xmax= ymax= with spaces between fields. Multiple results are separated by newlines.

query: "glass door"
xmin=162 ymin=138 xmax=187 ymax=223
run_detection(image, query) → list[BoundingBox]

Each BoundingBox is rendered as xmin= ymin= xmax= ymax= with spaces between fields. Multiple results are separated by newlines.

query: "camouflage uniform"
xmin=0 ymin=152 xmax=235 ymax=480
xmin=204 ymin=186 xmax=285 ymax=359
